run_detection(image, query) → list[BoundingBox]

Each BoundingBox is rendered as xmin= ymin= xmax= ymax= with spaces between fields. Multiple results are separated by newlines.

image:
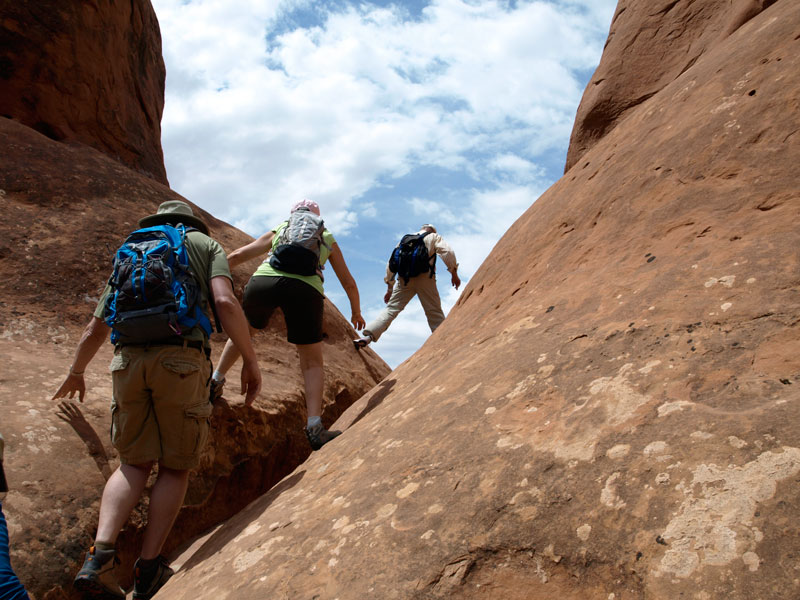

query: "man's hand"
xmin=52 ymin=373 xmax=86 ymax=403
xmin=451 ymin=271 xmax=461 ymax=290
xmin=384 ymin=284 xmax=394 ymax=304
xmin=52 ymin=316 xmax=109 ymax=404
xmin=351 ymin=313 xmax=366 ymax=330
xmin=240 ymin=360 xmax=262 ymax=406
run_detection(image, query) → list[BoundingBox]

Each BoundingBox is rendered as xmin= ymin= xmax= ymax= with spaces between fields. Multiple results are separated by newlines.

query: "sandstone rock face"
xmin=0 ymin=117 xmax=389 ymax=599
xmin=565 ymin=0 xmax=778 ymax=172
xmin=0 ymin=0 xmax=168 ymax=183
xmin=163 ymin=2 xmax=800 ymax=599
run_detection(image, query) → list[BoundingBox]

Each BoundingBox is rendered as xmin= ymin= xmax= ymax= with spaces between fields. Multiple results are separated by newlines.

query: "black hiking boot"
xmin=353 ymin=334 xmax=373 ymax=349
xmin=133 ymin=555 xmax=174 ymax=600
xmin=74 ymin=545 xmax=126 ymax=599
xmin=304 ymin=423 xmax=342 ymax=451
xmin=209 ymin=376 xmax=225 ymax=403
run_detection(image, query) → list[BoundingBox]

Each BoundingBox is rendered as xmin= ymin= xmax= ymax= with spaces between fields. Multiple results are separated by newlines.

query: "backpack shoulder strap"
xmin=184 ymin=228 xmax=223 ymax=333
xmin=419 ymin=231 xmax=436 ymax=276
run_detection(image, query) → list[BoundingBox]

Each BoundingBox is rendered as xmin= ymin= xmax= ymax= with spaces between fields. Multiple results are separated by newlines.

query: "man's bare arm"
xmin=52 ymin=316 xmax=110 ymax=403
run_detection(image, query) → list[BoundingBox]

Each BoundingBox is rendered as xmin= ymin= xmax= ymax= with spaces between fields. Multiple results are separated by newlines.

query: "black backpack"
xmin=388 ymin=232 xmax=434 ymax=284
xmin=269 ymin=208 xmax=330 ymax=280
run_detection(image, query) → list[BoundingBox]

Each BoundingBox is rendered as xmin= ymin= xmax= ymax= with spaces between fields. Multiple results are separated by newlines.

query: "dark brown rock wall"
xmin=0 ymin=0 xmax=168 ymax=183
xmin=161 ymin=2 xmax=800 ymax=599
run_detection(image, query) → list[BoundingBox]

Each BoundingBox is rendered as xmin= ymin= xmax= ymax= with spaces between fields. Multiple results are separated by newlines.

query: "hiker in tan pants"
xmin=355 ymin=224 xmax=460 ymax=348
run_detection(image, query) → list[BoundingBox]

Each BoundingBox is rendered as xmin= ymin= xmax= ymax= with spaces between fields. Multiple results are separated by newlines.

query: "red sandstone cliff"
xmin=566 ymin=0 xmax=779 ymax=172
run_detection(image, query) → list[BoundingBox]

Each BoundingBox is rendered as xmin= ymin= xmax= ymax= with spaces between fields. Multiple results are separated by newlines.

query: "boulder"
xmin=161 ymin=2 xmax=800 ymax=599
xmin=0 ymin=116 xmax=389 ymax=599
xmin=0 ymin=0 xmax=168 ymax=183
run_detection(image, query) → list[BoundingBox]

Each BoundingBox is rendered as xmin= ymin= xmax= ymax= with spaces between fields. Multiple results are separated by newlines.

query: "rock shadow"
xmin=179 ymin=469 xmax=306 ymax=571
xmin=349 ymin=378 xmax=396 ymax=428
xmin=56 ymin=401 xmax=112 ymax=480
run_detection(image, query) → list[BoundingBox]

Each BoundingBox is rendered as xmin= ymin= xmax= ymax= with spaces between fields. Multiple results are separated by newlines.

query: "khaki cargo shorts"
xmin=109 ymin=344 xmax=212 ymax=470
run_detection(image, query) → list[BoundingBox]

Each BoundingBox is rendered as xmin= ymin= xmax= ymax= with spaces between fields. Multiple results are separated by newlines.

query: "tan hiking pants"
xmin=364 ymin=274 xmax=445 ymax=342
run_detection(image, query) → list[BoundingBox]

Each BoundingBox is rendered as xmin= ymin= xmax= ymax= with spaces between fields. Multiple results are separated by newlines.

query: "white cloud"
xmin=151 ymin=0 xmax=615 ymax=368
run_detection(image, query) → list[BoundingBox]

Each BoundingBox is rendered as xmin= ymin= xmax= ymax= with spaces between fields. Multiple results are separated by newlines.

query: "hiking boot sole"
xmin=133 ymin=558 xmax=174 ymax=600
xmin=305 ymin=428 xmax=342 ymax=451
xmin=209 ymin=378 xmax=225 ymax=402
xmin=74 ymin=576 xmax=126 ymax=600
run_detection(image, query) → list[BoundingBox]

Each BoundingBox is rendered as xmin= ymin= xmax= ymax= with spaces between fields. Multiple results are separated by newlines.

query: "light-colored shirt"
xmin=384 ymin=230 xmax=459 ymax=284
xmin=252 ymin=221 xmax=336 ymax=296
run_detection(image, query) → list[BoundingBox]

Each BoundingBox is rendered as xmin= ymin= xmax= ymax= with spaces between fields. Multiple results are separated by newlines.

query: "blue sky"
xmin=151 ymin=0 xmax=617 ymax=368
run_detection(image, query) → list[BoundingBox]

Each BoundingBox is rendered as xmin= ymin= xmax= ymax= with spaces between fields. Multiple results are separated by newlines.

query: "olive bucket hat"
xmin=138 ymin=200 xmax=210 ymax=235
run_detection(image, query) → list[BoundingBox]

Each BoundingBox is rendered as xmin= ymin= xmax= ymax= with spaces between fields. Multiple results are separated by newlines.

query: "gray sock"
xmin=307 ymin=416 xmax=322 ymax=429
xmin=212 ymin=370 xmax=225 ymax=382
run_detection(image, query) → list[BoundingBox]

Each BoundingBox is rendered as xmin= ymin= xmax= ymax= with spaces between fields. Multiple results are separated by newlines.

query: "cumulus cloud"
xmin=152 ymin=0 xmax=616 ymax=367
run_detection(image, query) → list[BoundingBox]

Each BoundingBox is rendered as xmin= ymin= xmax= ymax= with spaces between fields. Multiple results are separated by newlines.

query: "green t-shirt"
xmin=94 ymin=230 xmax=232 ymax=343
xmin=252 ymin=222 xmax=336 ymax=296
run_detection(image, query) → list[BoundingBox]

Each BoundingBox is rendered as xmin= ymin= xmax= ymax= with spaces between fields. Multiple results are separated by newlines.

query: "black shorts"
xmin=242 ymin=276 xmax=324 ymax=345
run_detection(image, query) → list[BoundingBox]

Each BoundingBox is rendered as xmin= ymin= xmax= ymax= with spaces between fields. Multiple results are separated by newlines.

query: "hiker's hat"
xmin=291 ymin=199 xmax=321 ymax=216
xmin=421 ymin=223 xmax=437 ymax=233
xmin=138 ymin=200 xmax=210 ymax=235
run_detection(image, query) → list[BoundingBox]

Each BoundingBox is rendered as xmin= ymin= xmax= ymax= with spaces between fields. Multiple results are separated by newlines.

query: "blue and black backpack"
xmin=388 ymin=231 xmax=434 ymax=284
xmin=103 ymin=224 xmax=212 ymax=344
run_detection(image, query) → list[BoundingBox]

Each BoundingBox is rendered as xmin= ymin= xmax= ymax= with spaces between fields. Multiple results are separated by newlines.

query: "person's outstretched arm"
xmin=211 ymin=276 xmax=262 ymax=405
xmin=431 ymin=234 xmax=461 ymax=289
xmin=52 ymin=316 xmax=110 ymax=403
xmin=382 ymin=261 xmax=396 ymax=303
xmin=227 ymin=231 xmax=275 ymax=270
xmin=327 ymin=243 xmax=366 ymax=330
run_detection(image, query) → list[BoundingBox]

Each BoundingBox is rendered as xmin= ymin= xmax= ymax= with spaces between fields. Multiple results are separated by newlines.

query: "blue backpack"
xmin=388 ymin=231 xmax=434 ymax=284
xmin=103 ymin=224 xmax=212 ymax=344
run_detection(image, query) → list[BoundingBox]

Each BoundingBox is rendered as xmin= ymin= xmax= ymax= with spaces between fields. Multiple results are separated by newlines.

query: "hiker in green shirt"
xmin=209 ymin=199 xmax=365 ymax=450
xmin=52 ymin=201 xmax=261 ymax=600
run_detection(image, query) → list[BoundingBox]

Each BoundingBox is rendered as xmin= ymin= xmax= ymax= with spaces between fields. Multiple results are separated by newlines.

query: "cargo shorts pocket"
xmin=161 ymin=356 xmax=202 ymax=377
xmin=181 ymin=401 xmax=213 ymax=457
xmin=109 ymin=353 xmax=130 ymax=372
xmin=110 ymin=401 xmax=120 ymax=447
xmin=109 ymin=354 xmax=130 ymax=445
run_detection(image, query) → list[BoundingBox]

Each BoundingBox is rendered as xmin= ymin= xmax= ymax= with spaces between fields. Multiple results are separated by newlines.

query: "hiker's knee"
xmin=297 ymin=342 xmax=324 ymax=370
xmin=155 ymin=463 xmax=191 ymax=479
xmin=120 ymin=461 xmax=154 ymax=476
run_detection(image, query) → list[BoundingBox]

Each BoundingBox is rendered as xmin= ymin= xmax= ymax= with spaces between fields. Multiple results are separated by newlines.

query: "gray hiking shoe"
xmin=0 ymin=434 xmax=7 ymax=503
xmin=209 ymin=376 xmax=225 ymax=402
xmin=74 ymin=545 xmax=126 ymax=599
xmin=133 ymin=555 xmax=174 ymax=600
xmin=304 ymin=423 xmax=342 ymax=451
